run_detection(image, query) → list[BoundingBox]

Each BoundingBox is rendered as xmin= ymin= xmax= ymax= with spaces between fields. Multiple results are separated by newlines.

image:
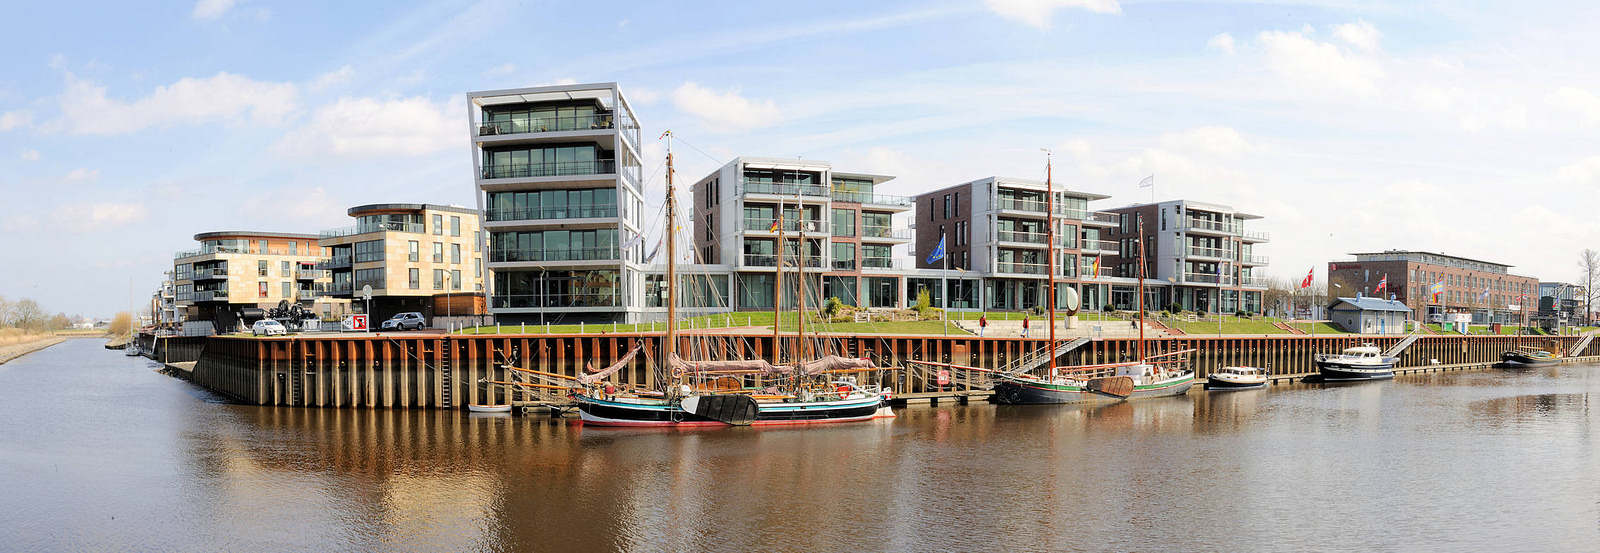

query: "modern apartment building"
xmin=1328 ymin=250 xmax=1537 ymax=324
xmin=172 ymin=231 xmax=333 ymax=334
xmin=911 ymin=176 xmax=1115 ymax=311
xmin=1098 ymin=200 xmax=1271 ymax=314
xmin=468 ymin=82 xmax=645 ymax=324
xmin=316 ymin=203 xmax=485 ymax=323
xmin=690 ymin=157 xmax=915 ymax=311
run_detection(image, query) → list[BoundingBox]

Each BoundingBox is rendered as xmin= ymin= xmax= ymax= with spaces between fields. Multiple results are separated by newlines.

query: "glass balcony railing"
xmin=996 ymin=262 xmax=1046 ymax=275
xmin=743 ymin=254 xmax=823 ymax=268
xmin=191 ymin=289 xmax=229 ymax=302
xmin=481 ymin=159 xmax=616 ymax=179
xmin=1183 ymin=272 xmax=1230 ymax=284
xmin=324 ymin=282 xmax=353 ymax=295
xmin=737 ymin=181 xmax=830 ymax=198
xmin=861 ymin=257 xmax=903 ymax=270
xmin=861 ymin=226 xmax=912 ymax=240
xmin=1084 ymin=212 xmax=1120 ymax=225
xmin=1187 ymin=246 xmax=1228 ymax=258
xmin=192 ymin=267 xmax=228 ymax=279
xmin=1186 ymin=218 xmax=1241 ymax=234
xmin=1081 ymin=239 xmax=1116 ymax=251
xmin=995 ymin=230 xmax=1047 ymax=244
xmin=295 ymin=268 xmax=326 ymax=280
xmin=317 ymin=256 xmax=352 ymax=270
xmin=743 ymin=218 xmax=826 ymax=233
xmin=1242 ymin=229 xmax=1271 ymax=241
xmin=478 ymin=114 xmax=616 ymax=136
xmin=832 ymin=259 xmax=857 ymax=271
xmin=298 ymin=288 xmax=322 ymax=299
xmin=1240 ymin=277 xmax=1270 ymax=287
xmin=173 ymin=246 xmax=245 ymax=259
xmin=829 ymin=190 xmax=913 ymax=206
xmin=995 ymin=198 xmax=1047 ymax=213
xmin=491 ymin=248 xmax=620 ymax=263
xmin=492 ymin=293 xmax=621 ymax=309
xmin=1241 ymin=254 xmax=1269 ymax=264
xmin=486 ymin=205 xmax=618 ymax=222
xmin=321 ymin=222 xmax=424 ymax=238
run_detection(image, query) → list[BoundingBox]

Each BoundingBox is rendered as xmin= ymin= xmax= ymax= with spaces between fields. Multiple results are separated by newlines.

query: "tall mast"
xmin=772 ymin=196 xmax=784 ymax=366
xmin=1136 ymin=214 xmax=1147 ymax=361
xmin=797 ymin=188 xmax=808 ymax=363
xmin=1045 ymin=152 xmax=1057 ymax=378
xmin=663 ymin=132 xmax=678 ymax=380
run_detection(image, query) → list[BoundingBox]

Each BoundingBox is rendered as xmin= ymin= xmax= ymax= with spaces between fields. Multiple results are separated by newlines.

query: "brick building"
xmin=1327 ymin=250 xmax=1537 ymax=325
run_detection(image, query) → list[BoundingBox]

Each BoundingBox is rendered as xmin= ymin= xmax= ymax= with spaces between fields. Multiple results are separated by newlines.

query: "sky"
xmin=4 ymin=0 xmax=1600 ymax=317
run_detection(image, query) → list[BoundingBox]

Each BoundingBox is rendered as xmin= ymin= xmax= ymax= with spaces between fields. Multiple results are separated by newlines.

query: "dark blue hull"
xmin=1316 ymin=360 xmax=1395 ymax=381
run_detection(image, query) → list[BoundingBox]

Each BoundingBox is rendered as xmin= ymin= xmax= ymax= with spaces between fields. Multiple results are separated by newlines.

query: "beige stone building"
xmin=173 ymin=231 xmax=340 ymax=334
xmin=317 ymin=203 xmax=486 ymax=322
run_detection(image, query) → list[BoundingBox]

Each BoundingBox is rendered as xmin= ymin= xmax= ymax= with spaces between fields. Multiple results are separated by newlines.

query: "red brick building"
xmin=1327 ymin=250 xmax=1537 ymax=325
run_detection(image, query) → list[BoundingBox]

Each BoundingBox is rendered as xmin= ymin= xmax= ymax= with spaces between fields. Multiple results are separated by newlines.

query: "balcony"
xmin=486 ymin=205 xmax=618 ymax=222
xmin=737 ymin=181 xmax=830 ymax=198
xmin=173 ymin=246 xmax=245 ymax=259
xmin=861 ymin=257 xmax=904 ymax=270
xmin=1182 ymin=272 xmax=1231 ymax=285
xmin=1242 ymin=229 xmax=1271 ymax=242
xmin=481 ymin=159 xmax=616 ymax=180
xmin=743 ymin=254 xmax=823 ymax=268
xmin=1081 ymin=239 xmax=1116 ymax=252
xmin=998 ymin=230 xmax=1051 ymax=246
xmin=491 ymin=248 xmax=619 ymax=263
xmin=996 ymin=262 xmax=1047 ymax=275
xmin=191 ymin=289 xmax=229 ymax=302
xmin=321 ymin=222 xmax=424 ymax=238
xmin=192 ymin=267 xmax=228 ymax=280
xmin=324 ymin=282 xmax=353 ymax=295
xmin=1240 ymin=276 xmax=1270 ymax=287
xmin=317 ymin=256 xmax=352 ymax=270
xmin=295 ymin=268 xmax=325 ymax=280
xmin=1083 ymin=212 xmax=1120 ymax=226
xmin=832 ymin=259 xmax=857 ymax=271
xmin=1187 ymin=246 xmax=1229 ymax=259
xmin=1241 ymin=254 xmax=1269 ymax=265
xmin=1185 ymin=218 xmax=1241 ymax=234
xmin=478 ymin=114 xmax=615 ymax=136
xmin=743 ymin=218 xmax=827 ymax=234
xmin=492 ymin=293 xmax=621 ymax=309
xmin=298 ymin=288 xmax=323 ymax=299
xmin=860 ymin=226 xmax=912 ymax=241
xmin=830 ymin=190 xmax=913 ymax=207
xmin=995 ymin=197 xmax=1047 ymax=213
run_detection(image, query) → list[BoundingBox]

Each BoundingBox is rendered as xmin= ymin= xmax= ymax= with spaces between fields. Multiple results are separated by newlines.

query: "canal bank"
xmin=0 ymin=336 xmax=71 ymax=365
xmin=142 ymin=332 xmax=1600 ymax=409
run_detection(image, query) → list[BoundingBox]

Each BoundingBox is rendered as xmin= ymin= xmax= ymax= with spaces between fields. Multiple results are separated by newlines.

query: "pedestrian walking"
xmin=978 ymin=314 xmax=988 ymax=337
xmin=1022 ymin=315 xmax=1030 ymax=338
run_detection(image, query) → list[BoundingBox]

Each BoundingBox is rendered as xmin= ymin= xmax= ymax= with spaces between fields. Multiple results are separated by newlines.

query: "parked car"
xmin=251 ymin=319 xmax=287 ymax=336
xmin=381 ymin=312 xmax=428 ymax=331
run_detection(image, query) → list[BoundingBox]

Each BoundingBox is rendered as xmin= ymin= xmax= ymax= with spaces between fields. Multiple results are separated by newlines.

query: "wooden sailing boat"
xmin=563 ymin=133 xmax=896 ymax=427
xmin=914 ymin=154 xmax=1195 ymax=403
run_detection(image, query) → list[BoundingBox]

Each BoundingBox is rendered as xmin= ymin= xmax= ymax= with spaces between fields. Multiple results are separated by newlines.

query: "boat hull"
xmin=1204 ymin=377 xmax=1267 ymax=390
xmin=467 ymin=404 xmax=512 ymax=413
xmin=575 ymin=394 xmax=893 ymax=427
xmin=1315 ymin=360 xmax=1395 ymax=381
xmin=992 ymin=374 xmax=1194 ymax=404
xmin=1499 ymin=351 xmax=1558 ymax=367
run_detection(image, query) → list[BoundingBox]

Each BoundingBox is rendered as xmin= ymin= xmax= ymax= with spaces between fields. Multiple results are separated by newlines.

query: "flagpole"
xmin=942 ymin=229 xmax=948 ymax=337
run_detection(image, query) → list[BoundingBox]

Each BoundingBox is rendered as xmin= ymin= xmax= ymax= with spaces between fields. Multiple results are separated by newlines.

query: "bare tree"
xmin=1581 ymin=250 xmax=1600 ymax=326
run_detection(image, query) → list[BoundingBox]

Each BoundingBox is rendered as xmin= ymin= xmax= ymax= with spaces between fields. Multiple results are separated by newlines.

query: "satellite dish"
xmin=361 ymin=285 xmax=373 ymax=300
xmin=1061 ymin=286 xmax=1081 ymax=316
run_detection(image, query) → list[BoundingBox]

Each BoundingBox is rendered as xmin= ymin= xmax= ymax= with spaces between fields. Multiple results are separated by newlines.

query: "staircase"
xmin=439 ymin=338 xmax=454 ymax=408
xmin=1384 ymin=333 xmax=1422 ymax=358
xmin=1147 ymin=319 xmax=1185 ymax=336
xmin=1272 ymin=321 xmax=1307 ymax=335
xmin=1567 ymin=333 xmax=1596 ymax=357
xmin=1000 ymin=337 xmax=1093 ymax=376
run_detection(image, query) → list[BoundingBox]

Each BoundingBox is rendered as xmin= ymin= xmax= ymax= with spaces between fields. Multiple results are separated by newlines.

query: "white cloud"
xmin=192 ymin=0 xmax=237 ymax=20
xmin=273 ymin=96 xmax=455 ymax=158
xmin=1 ymin=110 xmax=30 ymax=131
xmin=1557 ymin=156 xmax=1600 ymax=184
xmin=65 ymin=168 xmax=99 ymax=181
xmin=671 ymin=82 xmax=781 ymax=132
xmin=1159 ymin=126 xmax=1254 ymax=157
xmin=20 ymin=149 xmax=39 ymax=161
xmin=484 ymin=63 xmax=516 ymax=76
xmin=1257 ymin=28 xmax=1383 ymax=97
xmin=1331 ymin=20 xmax=1381 ymax=52
xmin=55 ymin=72 xmax=297 ymax=135
xmin=1551 ymin=86 xmax=1600 ymax=125
xmin=984 ymin=0 xmax=1122 ymax=29
xmin=52 ymin=201 xmax=148 ymax=232
xmin=310 ymin=65 xmax=354 ymax=92
xmin=1207 ymin=33 xmax=1235 ymax=54
xmin=625 ymin=86 xmax=660 ymax=105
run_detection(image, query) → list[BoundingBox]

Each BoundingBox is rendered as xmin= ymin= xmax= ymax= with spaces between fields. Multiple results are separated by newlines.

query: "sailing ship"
xmin=515 ymin=132 xmax=895 ymax=427
xmin=915 ymin=154 xmax=1195 ymax=404
xmin=1499 ymin=346 xmax=1559 ymax=367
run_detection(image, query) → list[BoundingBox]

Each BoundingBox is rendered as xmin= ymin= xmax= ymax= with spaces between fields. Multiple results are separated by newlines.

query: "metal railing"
xmin=1084 ymin=211 xmax=1120 ymax=225
xmin=995 ymin=198 xmax=1047 ymax=213
xmin=743 ymin=218 xmax=827 ymax=233
xmin=830 ymin=190 xmax=913 ymax=206
xmin=1082 ymin=239 xmax=1116 ymax=251
xmin=317 ymin=256 xmax=352 ymax=270
xmin=192 ymin=267 xmax=228 ymax=279
xmin=1186 ymin=218 xmax=1241 ymax=234
xmin=491 ymin=248 xmax=619 ymax=263
xmin=191 ymin=289 xmax=229 ymax=302
xmin=861 ymin=257 xmax=903 ymax=270
xmin=481 ymin=159 xmax=616 ymax=179
xmin=478 ymin=114 xmax=615 ymax=136
xmin=355 ymin=252 xmax=385 ymax=263
xmin=1241 ymin=254 xmax=1270 ymax=264
xmin=1187 ymin=246 xmax=1228 ymax=258
xmin=996 ymin=262 xmax=1046 ymax=275
xmin=1242 ymin=229 xmax=1271 ymax=241
xmin=995 ymin=230 xmax=1047 ymax=244
xmin=173 ymin=246 xmax=245 ymax=259
xmin=486 ymin=205 xmax=618 ymax=222
xmin=832 ymin=259 xmax=857 ymax=270
xmin=861 ymin=226 xmax=912 ymax=240
xmin=743 ymin=254 xmax=823 ymax=268
xmin=737 ymin=181 xmax=830 ymax=198
xmin=1183 ymin=272 xmax=1232 ymax=285
xmin=492 ymin=293 xmax=621 ymax=309
xmin=320 ymin=222 xmax=425 ymax=238
xmin=295 ymin=268 xmax=325 ymax=280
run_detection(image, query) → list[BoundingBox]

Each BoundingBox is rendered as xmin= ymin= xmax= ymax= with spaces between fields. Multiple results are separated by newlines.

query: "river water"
xmin=2 ymin=339 xmax=1597 ymax=552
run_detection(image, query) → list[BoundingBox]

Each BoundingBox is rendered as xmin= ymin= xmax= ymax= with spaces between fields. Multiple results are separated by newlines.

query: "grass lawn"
xmin=775 ymin=320 xmax=973 ymax=335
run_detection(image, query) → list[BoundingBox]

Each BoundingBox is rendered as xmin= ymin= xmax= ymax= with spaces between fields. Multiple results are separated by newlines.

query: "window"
xmin=281 ymin=281 xmax=291 ymax=298
xmin=409 ymin=268 xmax=420 ymax=289
xmin=281 ymin=261 xmax=290 ymax=277
xmin=473 ymin=231 xmax=481 ymax=252
xmin=258 ymin=260 xmax=268 ymax=277
xmin=475 ymin=258 xmax=482 ymax=278
xmin=929 ymin=198 xmax=935 ymax=221
xmin=433 ymin=269 xmax=445 ymax=290
xmin=451 ymin=243 xmax=461 ymax=264
xmin=953 ymin=192 xmax=959 ymax=217
xmin=354 ymin=268 xmax=385 ymax=291
xmin=433 ymin=214 xmax=443 ymax=235
xmin=943 ymin=194 xmax=951 ymax=218
xmin=257 ymin=240 xmax=268 ymax=253
xmin=289 ymin=241 xmax=297 ymax=255
xmin=408 ymin=241 xmax=419 ymax=262
xmin=451 ymin=270 xmax=462 ymax=290
xmin=433 ymin=242 xmax=444 ymax=263
xmin=450 ymin=216 xmax=461 ymax=236
xmin=354 ymin=240 xmax=385 ymax=263
xmin=832 ymin=208 xmax=856 ymax=237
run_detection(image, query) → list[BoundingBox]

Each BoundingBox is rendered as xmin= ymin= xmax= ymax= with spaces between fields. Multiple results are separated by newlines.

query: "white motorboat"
xmin=1205 ymin=366 xmax=1268 ymax=390
xmin=1313 ymin=344 xmax=1396 ymax=381
xmin=467 ymin=404 xmax=513 ymax=414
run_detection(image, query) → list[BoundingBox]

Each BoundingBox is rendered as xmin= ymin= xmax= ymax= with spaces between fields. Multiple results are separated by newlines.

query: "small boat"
xmin=467 ymin=404 xmax=513 ymax=413
xmin=1205 ymin=366 xmax=1268 ymax=390
xmin=1314 ymin=344 xmax=1396 ymax=381
xmin=991 ymin=360 xmax=1194 ymax=404
xmin=1499 ymin=347 xmax=1559 ymax=367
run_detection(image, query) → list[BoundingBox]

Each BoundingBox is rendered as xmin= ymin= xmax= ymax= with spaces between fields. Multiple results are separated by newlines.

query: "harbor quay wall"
xmin=137 ymin=334 xmax=207 ymax=364
xmin=182 ymin=333 xmax=1599 ymax=409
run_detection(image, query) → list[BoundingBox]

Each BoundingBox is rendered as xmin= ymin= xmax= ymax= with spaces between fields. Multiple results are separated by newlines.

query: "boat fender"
xmin=836 ymin=384 xmax=851 ymax=398
xmin=604 ymin=384 xmax=617 ymax=396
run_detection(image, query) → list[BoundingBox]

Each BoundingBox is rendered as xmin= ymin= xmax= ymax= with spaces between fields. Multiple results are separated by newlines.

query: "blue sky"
xmin=5 ymin=0 xmax=1600 ymax=317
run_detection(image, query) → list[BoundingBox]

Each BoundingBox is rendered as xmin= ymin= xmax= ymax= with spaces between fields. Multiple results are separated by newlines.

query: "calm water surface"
xmin=2 ymin=339 xmax=1597 ymax=552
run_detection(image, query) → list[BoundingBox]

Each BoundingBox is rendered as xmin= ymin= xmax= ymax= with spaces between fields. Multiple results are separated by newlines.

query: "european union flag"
xmin=925 ymin=235 xmax=946 ymax=265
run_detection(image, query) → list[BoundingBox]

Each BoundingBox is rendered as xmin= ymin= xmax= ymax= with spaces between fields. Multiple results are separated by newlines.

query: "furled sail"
xmin=798 ymin=355 xmax=875 ymax=375
xmin=577 ymin=343 xmax=644 ymax=385
xmin=668 ymin=354 xmax=779 ymax=374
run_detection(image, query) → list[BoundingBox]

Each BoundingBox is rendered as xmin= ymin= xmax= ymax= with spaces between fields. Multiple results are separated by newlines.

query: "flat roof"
xmin=347 ymin=203 xmax=478 ymax=216
xmin=1112 ymin=199 xmax=1263 ymax=219
xmin=194 ymin=231 xmax=319 ymax=241
xmin=1348 ymin=250 xmax=1513 ymax=269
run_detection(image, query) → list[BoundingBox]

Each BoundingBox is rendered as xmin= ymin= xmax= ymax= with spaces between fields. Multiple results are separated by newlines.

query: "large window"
xmin=357 ymin=212 xmax=424 ymax=233
xmin=433 ymin=214 xmax=443 ymax=235
xmin=355 ymin=268 xmax=385 ymax=291
xmin=825 ymin=276 xmax=858 ymax=306
xmin=450 ymin=216 xmax=461 ymax=237
xmin=832 ymin=242 xmax=856 ymax=271
xmin=408 ymin=241 xmax=419 ymax=262
xmin=433 ymin=269 xmax=445 ymax=290
xmin=487 ymin=188 xmax=618 ymax=221
xmin=354 ymin=240 xmax=384 ymax=263
xmin=451 ymin=243 xmax=461 ymax=264
xmin=481 ymin=143 xmax=612 ymax=179
xmin=492 ymin=270 xmax=621 ymax=308
xmin=409 ymin=268 xmax=419 ymax=289
xmin=490 ymin=229 xmax=618 ymax=262
xmin=451 ymin=270 xmax=462 ymax=290
xmin=482 ymin=102 xmax=607 ymax=133
xmin=433 ymin=242 xmax=444 ymax=263
xmin=832 ymin=208 xmax=856 ymax=237
xmin=258 ymin=260 xmax=268 ymax=277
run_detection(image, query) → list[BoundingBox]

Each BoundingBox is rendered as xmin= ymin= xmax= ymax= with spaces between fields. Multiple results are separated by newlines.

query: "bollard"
xmin=580 ymin=322 xmax=585 ymax=333
xmin=496 ymin=323 xmax=501 ymax=334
